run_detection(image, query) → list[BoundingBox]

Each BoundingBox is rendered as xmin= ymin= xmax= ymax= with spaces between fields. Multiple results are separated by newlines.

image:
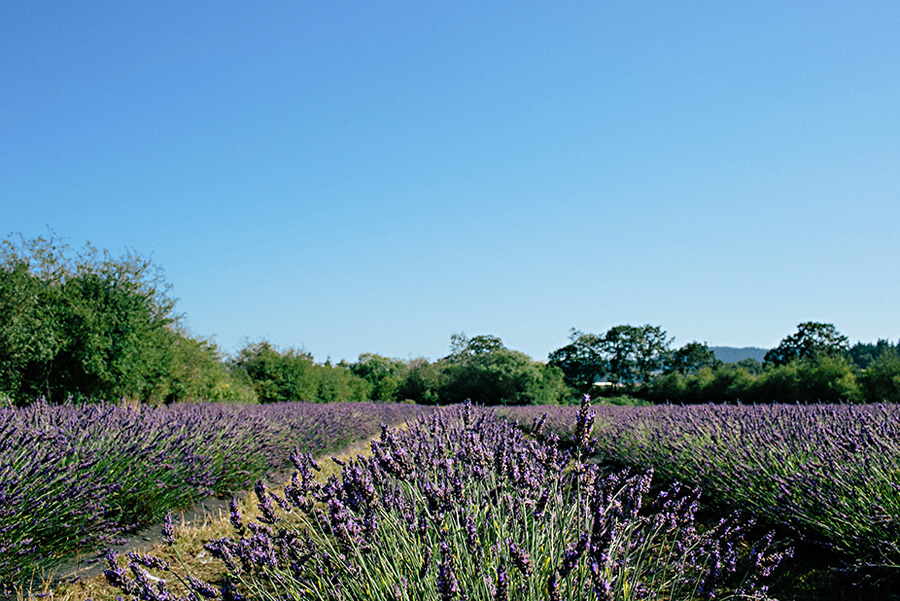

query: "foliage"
xmin=0 ymin=232 xmax=255 ymax=406
xmin=547 ymin=329 xmax=607 ymax=395
xmin=397 ymin=358 xmax=445 ymax=405
xmin=764 ymin=322 xmax=850 ymax=367
xmin=0 ymin=400 xmax=429 ymax=592
xmin=646 ymin=357 xmax=862 ymax=404
xmin=350 ymin=353 xmax=409 ymax=401
xmin=755 ymin=356 xmax=861 ymax=403
xmin=664 ymin=341 xmax=721 ymax=375
xmin=232 ymin=341 xmax=370 ymax=403
xmin=316 ymin=360 xmax=370 ymax=403
xmin=594 ymin=394 xmax=650 ymax=406
xmin=440 ymin=333 xmax=568 ymax=405
xmin=103 ymin=402 xmax=786 ymax=601
xmin=0 ymin=232 xmax=178 ymax=404
xmin=735 ymin=357 xmax=764 ymax=375
xmin=154 ymin=331 xmax=258 ymax=403
xmin=548 ymin=325 xmax=671 ymax=394
xmin=849 ymin=338 xmax=900 ymax=370
xmin=860 ymin=348 xmax=900 ymax=403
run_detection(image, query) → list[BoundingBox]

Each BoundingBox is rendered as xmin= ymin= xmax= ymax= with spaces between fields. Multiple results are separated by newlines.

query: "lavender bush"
xmin=0 ymin=400 xmax=428 ymax=591
xmin=105 ymin=398 xmax=786 ymax=600
xmin=501 ymin=402 xmax=900 ymax=567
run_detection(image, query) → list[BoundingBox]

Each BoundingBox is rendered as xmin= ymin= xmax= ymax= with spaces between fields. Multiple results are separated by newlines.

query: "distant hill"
xmin=710 ymin=346 xmax=768 ymax=363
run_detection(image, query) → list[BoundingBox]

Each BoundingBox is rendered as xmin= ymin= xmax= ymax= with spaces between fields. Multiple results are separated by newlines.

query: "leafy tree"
xmin=600 ymin=324 xmax=671 ymax=388
xmin=665 ymin=341 xmax=721 ymax=376
xmin=441 ymin=333 xmax=567 ymax=405
xmin=735 ymin=357 xmax=764 ymax=375
xmin=764 ymin=322 xmax=850 ymax=366
xmin=232 ymin=342 xmax=372 ymax=404
xmin=232 ymin=341 xmax=320 ymax=403
xmin=631 ymin=324 xmax=672 ymax=384
xmin=548 ymin=324 xmax=671 ymax=395
xmin=601 ymin=325 xmax=641 ymax=388
xmin=547 ymin=329 xmax=606 ymax=395
xmin=316 ymin=360 xmax=370 ymax=403
xmin=156 ymin=331 xmax=257 ymax=403
xmin=755 ymin=356 xmax=861 ymax=403
xmin=396 ymin=358 xmax=444 ymax=405
xmin=447 ymin=333 xmax=506 ymax=360
xmin=860 ymin=349 xmax=900 ymax=403
xmin=0 ymin=232 xmax=178 ymax=404
xmin=350 ymin=353 xmax=409 ymax=402
xmin=849 ymin=339 xmax=900 ymax=370
xmin=647 ymin=364 xmax=756 ymax=405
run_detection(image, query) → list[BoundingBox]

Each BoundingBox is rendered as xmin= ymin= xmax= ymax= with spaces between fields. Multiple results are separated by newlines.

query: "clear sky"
xmin=3 ymin=2 xmax=899 ymax=363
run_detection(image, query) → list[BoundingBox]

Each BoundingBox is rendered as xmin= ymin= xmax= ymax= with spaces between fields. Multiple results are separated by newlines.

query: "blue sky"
xmin=3 ymin=2 xmax=899 ymax=362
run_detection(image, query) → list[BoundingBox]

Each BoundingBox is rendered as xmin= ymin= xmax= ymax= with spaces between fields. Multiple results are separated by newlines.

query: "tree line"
xmin=2 ymin=233 xmax=898 ymax=406
xmin=552 ymin=321 xmax=900 ymax=404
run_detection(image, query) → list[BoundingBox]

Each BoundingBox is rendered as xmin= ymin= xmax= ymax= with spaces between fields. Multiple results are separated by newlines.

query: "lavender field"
xmin=0 ymin=400 xmax=428 ymax=592
xmin=500 ymin=401 xmax=900 ymax=570
xmin=103 ymin=401 xmax=786 ymax=601
xmin=7 ymin=397 xmax=899 ymax=599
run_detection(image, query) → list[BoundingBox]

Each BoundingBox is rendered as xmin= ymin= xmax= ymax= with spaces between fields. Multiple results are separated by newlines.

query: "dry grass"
xmin=18 ymin=437 xmax=378 ymax=601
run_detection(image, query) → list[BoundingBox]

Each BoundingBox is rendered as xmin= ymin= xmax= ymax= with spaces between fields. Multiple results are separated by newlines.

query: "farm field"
xmin=499 ymin=400 xmax=900 ymax=599
xmin=0 ymin=400 xmax=429 ymax=594
xmin=95 ymin=401 xmax=786 ymax=601
xmin=5 ymin=398 xmax=900 ymax=600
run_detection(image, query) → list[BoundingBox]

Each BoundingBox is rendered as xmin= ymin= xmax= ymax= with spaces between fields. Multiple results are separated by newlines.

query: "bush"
xmin=232 ymin=341 xmax=371 ymax=403
xmin=861 ymin=349 xmax=900 ymax=403
xmin=155 ymin=332 xmax=258 ymax=404
xmin=755 ymin=356 xmax=861 ymax=403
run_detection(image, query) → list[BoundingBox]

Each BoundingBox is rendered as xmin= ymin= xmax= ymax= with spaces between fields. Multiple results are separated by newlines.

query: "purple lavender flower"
xmin=507 ymin=539 xmax=533 ymax=576
xmin=161 ymin=511 xmax=175 ymax=545
xmin=229 ymin=498 xmax=244 ymax=533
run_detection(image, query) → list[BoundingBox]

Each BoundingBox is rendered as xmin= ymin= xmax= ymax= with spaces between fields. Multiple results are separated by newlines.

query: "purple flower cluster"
xmin=503 ymin=401 xmax=900 ymax=566
xmin=105 ymin=398 xmax=786 ymax=600
xmin=0 ymin=400 xmax=428 ymax=592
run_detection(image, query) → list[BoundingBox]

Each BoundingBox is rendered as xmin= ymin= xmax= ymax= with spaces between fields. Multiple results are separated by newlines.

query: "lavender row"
xmin=500 ymin=402 xmax=900 ymax=565
xmin=105 ymin=399 xmax=786 ymax=601
xmin=0 ymin=400 xmax=428 ymax=591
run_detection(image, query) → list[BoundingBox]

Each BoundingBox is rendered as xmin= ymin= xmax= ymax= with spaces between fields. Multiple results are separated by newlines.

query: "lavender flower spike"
xmin=161 ymin=510 xmax=175 ymax=545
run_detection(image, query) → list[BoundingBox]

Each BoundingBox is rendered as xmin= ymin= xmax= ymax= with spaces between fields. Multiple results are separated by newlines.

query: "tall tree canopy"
xmin=547 ymin=329 xmax=607 ymax=395
xmin=548 ymin=324 xmax=672 ymax=393
xmin=764 ymin=322 xmax=850 ymax=366
xmin=0 ymin=232 xmax=179 ymax=404
xmin=440 ymin=333 xmax=567 ymax=405
xmin=665 ymin=341 xmax=721 ymax=376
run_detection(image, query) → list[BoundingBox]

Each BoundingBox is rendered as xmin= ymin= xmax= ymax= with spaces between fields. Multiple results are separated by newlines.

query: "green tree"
xmin=155 ymin=331 xmax=257 ymax=403
xmin=764 ymin=322 xmax=850 ymax=366
xmin=440 ymin=333 xmax=567 ymax=405
xmin=351 ymin=353 xmax=409 ymax=402
xmin=397 ymin=358 xmax=444 ymax=405
xmin=316 ymin=360 xmax=370 ymax=403
xmin=860 ymin=349 xmax=900 ymax=403
xmin=547 ymin=329 xmax=606 ymax=395
xmin=0 ymin=232 xmax=178 ymax=404
xmin=602 ymin=324 xmax=671 ymax=388
xmin=753 ymin=356 xmax=860 ymax=403
xmin=735 ymin=357 xmax=764 ymax=375
xmin=665 ymin=341 xmax=720 ymax=376
xmin=849 ymin=339 xmax=900 ymax=370
xmin=232 ymin=341 xmax=320 ymax=403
